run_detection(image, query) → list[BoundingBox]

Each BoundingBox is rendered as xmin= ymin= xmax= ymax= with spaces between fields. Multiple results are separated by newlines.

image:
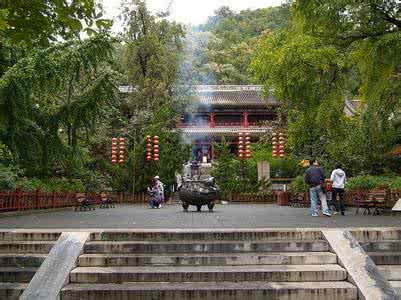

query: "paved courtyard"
xmin=0 ymin=203 xmax=400 ymax=229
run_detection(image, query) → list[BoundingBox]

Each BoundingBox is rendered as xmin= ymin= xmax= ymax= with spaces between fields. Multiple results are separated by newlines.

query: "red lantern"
xmin=245 ymin=149 xmax=251 ymax=155
xmin=146 ymin=155 xmax=152 ymax=161
xmin=279 ymin=145 xmax=285 ymax=150
xmin=154 ymin=157 xmax=159 ymax=161
xmin=239 ymin=154 xmax=244 ymax=159
xmin=111 ymin=138 xmax=119 ymax=164
xmin=273 ymin=150 xmax=278 ymax=155
xmin=154 ymin=149 xmax=159 ymax=154
xmin=279 ymin=154 xmax=285 ymax=158
xmin=246 ymin=145 xmax=251 ymax=150
xmin=154 ymin=144 xmax=159 ymax=149
xmin=239 ymin=145 xmax=244 ymax=149
xmin=239 ymin=149 xmax=245 ymax=154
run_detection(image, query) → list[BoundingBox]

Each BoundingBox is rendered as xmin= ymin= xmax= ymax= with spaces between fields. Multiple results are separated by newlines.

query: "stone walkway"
xmin=0 ymin=204 xmax=400 ymax=229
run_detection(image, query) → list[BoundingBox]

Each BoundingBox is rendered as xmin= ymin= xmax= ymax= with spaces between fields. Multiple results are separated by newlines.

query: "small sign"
xmin=392 ymin=199 xmax=401 ymax=211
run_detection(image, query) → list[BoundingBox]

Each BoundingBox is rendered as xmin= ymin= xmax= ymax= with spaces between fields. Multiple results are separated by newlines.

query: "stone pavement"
xmin=0 ymin=203 xmax=401 ymax=229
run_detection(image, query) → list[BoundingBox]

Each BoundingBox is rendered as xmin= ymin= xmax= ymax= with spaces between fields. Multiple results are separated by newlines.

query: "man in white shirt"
xmin=330 ymin=164 xmax=347 ymax=216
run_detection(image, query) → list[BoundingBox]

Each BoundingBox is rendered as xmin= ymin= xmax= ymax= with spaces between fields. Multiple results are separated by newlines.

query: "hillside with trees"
xmin=184 ymin=5 xmax=290 ymax=85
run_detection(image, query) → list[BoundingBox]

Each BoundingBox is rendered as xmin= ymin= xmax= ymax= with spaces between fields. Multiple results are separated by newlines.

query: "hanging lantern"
xmin=279 ymin=154 xmax=285 ymax=158
xmin=118 ymin=138 xmax=125 ymax=164
xmin=111 ymin=138 xmax=119 ymax=164
xmin=239 ymin=144 xmax=244 ymax=149
xmin=152 ymin=136 xmax=160 ymax=161
xmin=146 ymin=136 xmax=153 ymax=161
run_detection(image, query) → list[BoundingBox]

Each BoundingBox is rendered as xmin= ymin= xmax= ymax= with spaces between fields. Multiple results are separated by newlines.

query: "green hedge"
xmin=346 ymin=176 xmax=394 ymax=191
xmin=290 ymin=175 xmax=401 ymax=192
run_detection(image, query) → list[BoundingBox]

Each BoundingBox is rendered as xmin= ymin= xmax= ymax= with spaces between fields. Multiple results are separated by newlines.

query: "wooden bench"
xmin=353 ymin=191 xmax=374 ymax=215
xmin=75 ymin=193 xmax=96 ymax=211
xmin=368 ymin=189 xmax=388 ymax=215
xmin=99 ymin=193 xmax=115 ymax=209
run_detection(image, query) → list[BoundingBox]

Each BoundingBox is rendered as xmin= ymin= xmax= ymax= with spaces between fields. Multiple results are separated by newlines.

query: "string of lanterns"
xmin=111 ymin=137 xmax=126 ymax=164
xmin=272 ymin=131 xmax=287 ymax=159
xmin=238 ymin=132 xmax=251 ymax=160
xmin=146 ymin=135 xmax=160 ymax=161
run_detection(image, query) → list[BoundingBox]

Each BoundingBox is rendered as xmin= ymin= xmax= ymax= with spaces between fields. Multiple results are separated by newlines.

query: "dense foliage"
xmin=185 ymin=5 xmax=290 ymax=84
xmin=252 ymin=0 xmax=401 ymax=176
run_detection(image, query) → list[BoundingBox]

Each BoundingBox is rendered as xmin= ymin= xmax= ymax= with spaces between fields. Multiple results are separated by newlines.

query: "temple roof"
xmin=194 ymin=85 xmax=278 ymax=108
xmin=180 ymin=127 xmax=272 ymax=137
xmin=119 ymin=85 xmax=278 ymax=108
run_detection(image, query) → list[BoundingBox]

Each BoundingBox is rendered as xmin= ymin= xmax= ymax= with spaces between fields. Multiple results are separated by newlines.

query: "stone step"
xmin=390 ymin=281 xmax=401 ymax=294
xmin=84 ymin=240 xmax=329 ymax=254
xmin=368 ymin=252 xmax=401 ymax=265
xmin=90 ymin=230 xmax=322 ymax=241
xmin=78 ymin=252 xmax=337 ymax=267
xmin=0 ymin=241 xmax=56 ymax=254
xmin=360 ymin=241 xmax=401 ymax=252
xmin=351 ymin=229 xmax=401 ymax=241
xmin=378 ymin=265 xmax=401 ymax=281
xmin=0 ymin=231 xmax=61 ymax=241
xmin=61 ymin=281 xmax=357 ymax=300
xmin=0 ymin=282 xmax=27 ymax=300
xmin=70 ymin=265 xmax=347 ymax=283
xmin=0 ymin=267 xmax=38 ymax=283
xmin=0 ymin=254 xmax=47 ymax=267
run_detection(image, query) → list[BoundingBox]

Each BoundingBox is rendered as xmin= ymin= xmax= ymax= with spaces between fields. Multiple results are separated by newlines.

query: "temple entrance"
xmin=192 ymin=139 xmax=212 ymax=163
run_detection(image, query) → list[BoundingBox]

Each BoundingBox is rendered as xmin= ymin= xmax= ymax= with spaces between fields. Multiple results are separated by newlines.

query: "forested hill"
xmin=185 ymin=5 xmax=290 ymax=85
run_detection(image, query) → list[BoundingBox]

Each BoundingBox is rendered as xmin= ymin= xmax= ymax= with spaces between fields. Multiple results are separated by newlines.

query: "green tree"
xmin=0 ymin=34 xmax=119 ymax=177
xmin=251 ymin=1 xmax=401 ymax=175
xmin=188 ymin=5 xmax=291 ymax=84
xmin=1 ymin=0 xmax=112 ymax=46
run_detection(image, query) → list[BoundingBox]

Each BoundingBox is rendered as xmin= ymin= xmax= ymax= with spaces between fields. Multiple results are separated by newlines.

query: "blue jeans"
xmin=310 ymin=185 xmax=330 ymax=215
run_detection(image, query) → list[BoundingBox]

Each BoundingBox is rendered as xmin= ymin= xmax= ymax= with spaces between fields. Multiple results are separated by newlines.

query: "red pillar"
xmin=210 ymin=112 xmax=215 ymax=128
xmin=244 ymin=111 xmax=249 ymax=128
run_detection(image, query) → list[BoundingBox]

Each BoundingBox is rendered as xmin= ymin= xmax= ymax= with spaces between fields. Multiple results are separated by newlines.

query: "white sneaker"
xmin=323 ymin=212 xmax=331 ymax=217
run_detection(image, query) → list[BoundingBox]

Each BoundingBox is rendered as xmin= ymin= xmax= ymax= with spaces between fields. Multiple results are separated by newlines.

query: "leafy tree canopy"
xmin=0 ymin=0 xmax=112 ymax=46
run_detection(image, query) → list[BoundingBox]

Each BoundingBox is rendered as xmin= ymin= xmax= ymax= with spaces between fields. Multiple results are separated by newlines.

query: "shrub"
xmin=346 ymin=176 xmax=393 ymax=191
xmin=0 ymin=165 xmax=19 ymax=190
xmin=388 ymin=177 xmax=401 ymax=191
xmin=289 ymin=175 xmax=309 ymax=193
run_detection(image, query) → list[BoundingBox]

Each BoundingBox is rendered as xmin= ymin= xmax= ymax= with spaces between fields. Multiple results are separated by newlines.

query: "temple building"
xmin=178 ymin=85 xmax=280 ymax=163
xmin=119 ymin=85 xmax=361 ymax=164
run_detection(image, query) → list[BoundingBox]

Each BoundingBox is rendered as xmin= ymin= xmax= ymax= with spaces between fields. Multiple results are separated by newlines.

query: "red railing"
xmin=0 ymin=190 xmax=147 ymax=213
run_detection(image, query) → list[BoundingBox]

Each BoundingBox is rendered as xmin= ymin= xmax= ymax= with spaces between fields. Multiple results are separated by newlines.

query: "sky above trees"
xmin=102 ymin=0 xmax=283 ymax=29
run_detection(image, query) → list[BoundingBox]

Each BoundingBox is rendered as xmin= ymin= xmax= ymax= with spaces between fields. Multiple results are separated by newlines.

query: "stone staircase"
xmin=354 ymin=229 xmax=401 ymax=295
xmin=0 ymin=231 xmax=60 ymax=299
xmin=61 ymin=230 xmax=357 ymax=300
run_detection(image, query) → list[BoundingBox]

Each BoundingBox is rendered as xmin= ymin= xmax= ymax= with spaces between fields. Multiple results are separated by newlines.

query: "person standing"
xmin=330 ymin=164 xmax=346 ymax=216
xmin=304 ymin=159 xmax=331 ymax=217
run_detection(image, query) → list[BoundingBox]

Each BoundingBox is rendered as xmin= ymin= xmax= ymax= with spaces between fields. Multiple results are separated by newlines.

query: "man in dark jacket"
xmin=304 ymin=159 xmax=331 ymax=217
